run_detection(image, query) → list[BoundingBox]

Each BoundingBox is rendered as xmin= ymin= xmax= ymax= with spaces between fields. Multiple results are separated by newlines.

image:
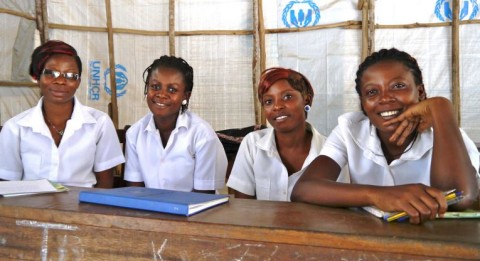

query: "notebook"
xmin=0 ymin=179 xmax=69 ymax=197
xmin=79 ymin=187 xmax=229 ymax=216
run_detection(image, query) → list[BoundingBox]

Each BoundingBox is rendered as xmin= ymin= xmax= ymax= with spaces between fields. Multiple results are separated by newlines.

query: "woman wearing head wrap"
xmin=0 ymin=40 xmax=125 ymax=188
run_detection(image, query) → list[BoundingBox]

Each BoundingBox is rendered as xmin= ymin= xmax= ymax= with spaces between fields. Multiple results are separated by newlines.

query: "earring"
xmin=304 ymin=105 xmax=311 ymax=112
xmin=182 ymin=100 xmax=187 ymax=105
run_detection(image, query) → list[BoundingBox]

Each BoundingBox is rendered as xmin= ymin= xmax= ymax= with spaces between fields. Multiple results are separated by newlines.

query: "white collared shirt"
xmin=124 ymin=111 xmax=227 ymax=191
xmin=0 ymin=97 xmax=125 ymax=187
xmin=322 ymin=112 xmax=480 ymax=186
xmin=226 ymin=123 xmax=327 ymax=201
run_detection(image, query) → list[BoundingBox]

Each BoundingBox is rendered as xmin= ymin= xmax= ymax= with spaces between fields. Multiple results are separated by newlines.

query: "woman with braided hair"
xmin=124 ymin=55 xmax=227 ymax=193
xmin=292 ymin=48 xmax=479 ymax=224
xmin=0 ymin=40 xmax=125 ymax=188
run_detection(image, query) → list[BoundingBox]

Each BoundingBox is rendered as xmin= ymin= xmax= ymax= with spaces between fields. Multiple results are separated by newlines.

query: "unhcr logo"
xmin=88 ymin=61 xmax=101 ymax=101
xmin=435 ymin=0 xmax=479 ymax=21
xmin=282 ymin=0 xmax=321 ymax=28
xmin=104 ymin=64 xmax=128 ymax=98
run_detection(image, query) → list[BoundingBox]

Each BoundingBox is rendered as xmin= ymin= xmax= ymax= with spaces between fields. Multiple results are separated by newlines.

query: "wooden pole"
xmin=359 ymin=0 xmax=368 ymax=60
xmin=169 ymin=0 xmax=175 ymax=55
xmin=105 ymin=0 xmax=119 ymax=128
xmin=358 ymin=0 xmax=375 ymax=60
xmin=35 ymin=0 xmax=49 ymax=43
xmin=252 ymin=0 xmax=266 ymax=125
xmin=367 ymin=0 xmax=375 ymax=55
xmin=0 ymin=81 xmax=37 ymax=87
xmin=452 ymin=0 xmax=461 ymax=124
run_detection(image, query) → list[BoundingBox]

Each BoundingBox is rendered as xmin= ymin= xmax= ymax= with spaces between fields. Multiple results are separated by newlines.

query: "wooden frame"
xmin=1 ymin=1 xmax=479 ymax=126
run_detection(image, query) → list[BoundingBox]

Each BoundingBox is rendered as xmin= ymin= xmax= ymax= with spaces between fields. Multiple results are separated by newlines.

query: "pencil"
xmin=385 ymin=190 xmax=463 ymax=222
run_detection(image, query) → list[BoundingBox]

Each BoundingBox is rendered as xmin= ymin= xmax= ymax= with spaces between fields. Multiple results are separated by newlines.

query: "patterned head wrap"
xmin=29 ymin=40 xmax=82 ymax=80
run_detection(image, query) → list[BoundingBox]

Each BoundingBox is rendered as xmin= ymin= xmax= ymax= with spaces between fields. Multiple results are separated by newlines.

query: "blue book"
xmin=79 ymin=187 xmax=229 ymax=216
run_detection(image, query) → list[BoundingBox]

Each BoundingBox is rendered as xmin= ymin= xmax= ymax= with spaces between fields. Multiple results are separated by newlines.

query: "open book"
xmin=79 ymin=187 xmax=230 ymax=216
xmin=0 ymin=179 xmax=69 ymax=197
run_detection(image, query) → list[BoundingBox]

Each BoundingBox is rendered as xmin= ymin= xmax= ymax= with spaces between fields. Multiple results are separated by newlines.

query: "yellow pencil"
xmin=385 ymin=190 xmax=462 ymax=222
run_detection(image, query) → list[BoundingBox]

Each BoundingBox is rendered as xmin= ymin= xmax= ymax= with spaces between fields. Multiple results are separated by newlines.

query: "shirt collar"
xmin=343 ymin=111 xmax=432 ymax=161
xmin=17 ymin=96 xmax=96 ymax=135
xmin=256 ymin=127 xmax=276 ymax=155
xmin=145 ymin=111 xmax=190 ymax=133
xmin=255 ymin=122 xmax=322 ymax=158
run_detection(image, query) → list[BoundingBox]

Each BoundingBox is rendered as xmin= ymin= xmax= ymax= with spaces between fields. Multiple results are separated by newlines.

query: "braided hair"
xmin=354 ymin=48 xmax=424 ymax=97
xmin=142 ymin=55 xmax=193 ymax=113
xmin=29 ymin=40 xmax=82 ymax=80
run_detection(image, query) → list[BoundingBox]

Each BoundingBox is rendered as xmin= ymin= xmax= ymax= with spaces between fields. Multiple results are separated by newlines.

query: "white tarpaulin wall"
xmin=1 ymin=0 xmax=479 ymax=142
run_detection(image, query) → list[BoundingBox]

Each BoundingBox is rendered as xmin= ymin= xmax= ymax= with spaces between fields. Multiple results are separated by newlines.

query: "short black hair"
xmin=142 ymin=55 xmax=193 ymax=113
xmin=354 ymin=48 xmax=424 ymax=97
xmin=143 ymin=55 xmax=193 ymax=94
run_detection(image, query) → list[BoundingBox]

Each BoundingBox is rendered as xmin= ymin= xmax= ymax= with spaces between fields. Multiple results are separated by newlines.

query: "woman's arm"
xmin=225 ymin=134 xmax=258 ymax=199
xmin=291 ymin=155 xmax=378 ymax=206
xmin=94 ymin=169 xmax=114 ymax=188
xmin=385 ymin=97 xmax=478 ymax=209
xmin=293 ymin=155 xmax=448 ymax=224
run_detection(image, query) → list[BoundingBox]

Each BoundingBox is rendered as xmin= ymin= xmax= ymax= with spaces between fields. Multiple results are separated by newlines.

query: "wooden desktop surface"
xmin=0 ymin=187 xmax=478 ymax=260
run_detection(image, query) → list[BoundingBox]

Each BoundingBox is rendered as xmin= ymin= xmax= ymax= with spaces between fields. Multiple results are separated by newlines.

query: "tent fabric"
xmin=0 ymin=0 xmax=479 ymax=143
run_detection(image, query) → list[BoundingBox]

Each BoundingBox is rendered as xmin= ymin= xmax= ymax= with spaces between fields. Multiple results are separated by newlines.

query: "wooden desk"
xmin=0 ymin=187 xmax=478 ymax=260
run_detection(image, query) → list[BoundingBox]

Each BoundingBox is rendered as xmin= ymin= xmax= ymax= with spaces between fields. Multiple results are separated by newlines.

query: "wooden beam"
xmin=360 ymin=0 xmax=374 ymax=61
xmin=0 ymin=81 xmax=37 ymax=87
xmin=367 ymin=0 xmax=375 ymax=55
xmin=252 ymin=0 xmax=266 ymax=125
xmin=105 ymin=0 xmax=119 ymax=128
xmin=357 ymin=0 xmax=365 ymax=9
xmin=452 ymin=0 xmax=461 ymax=124
xmin=0 ymin=8 xmax=35 ymax=20
xmin=360 ymin=0 xmax=369 ymax=60
xmin=267 ymin=21 xmax=361 ymax=33
xmin=34 ymin=0 xmax=49 ymax=43
xmin=169 ymin=0 xmax=175 ymax=55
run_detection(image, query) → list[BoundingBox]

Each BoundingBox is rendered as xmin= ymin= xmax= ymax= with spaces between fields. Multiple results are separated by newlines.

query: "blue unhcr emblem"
xmin=104 ymin=64 xmax=128 ymax=98
xmin=282 ymin=0 xmax=321 ymax=28
xmin=435 ymin=0 xmax=479 ymax=21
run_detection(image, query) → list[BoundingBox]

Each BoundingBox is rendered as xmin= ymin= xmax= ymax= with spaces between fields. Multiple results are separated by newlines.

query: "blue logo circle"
xmin=282 ymin=0 xmax=321 ymax=28
xmin=104 ymin=64 xmax=128 ymax=98
xmin=435 ymin=0 xmax=479 ymax=21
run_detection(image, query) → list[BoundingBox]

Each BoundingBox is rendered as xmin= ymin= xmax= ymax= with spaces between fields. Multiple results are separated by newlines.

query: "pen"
xmin=441 ymin=211 xmax=480 ymax=218
xmin=385 ymin=190 xmax=463 ymax=222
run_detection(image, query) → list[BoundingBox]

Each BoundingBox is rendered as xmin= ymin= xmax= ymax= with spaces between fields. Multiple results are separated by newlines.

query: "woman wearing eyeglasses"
xmin=0 ymin=40 xmax=125 ymax=188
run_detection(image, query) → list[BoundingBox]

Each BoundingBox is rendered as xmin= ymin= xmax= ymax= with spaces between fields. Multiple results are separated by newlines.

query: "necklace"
xmin=46 ymin=118 xmax=65 ymax=136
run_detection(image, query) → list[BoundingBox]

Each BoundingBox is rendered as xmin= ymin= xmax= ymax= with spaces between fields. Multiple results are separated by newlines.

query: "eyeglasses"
xmin=41 ymin=69 xmax=80 ymax=81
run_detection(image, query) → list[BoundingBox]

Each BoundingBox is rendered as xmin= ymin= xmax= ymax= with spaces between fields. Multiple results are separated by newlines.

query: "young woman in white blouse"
xmin=124 ymin=55 xmax=227 ymax=193
xmin=292 ymin=48 xmax=479 ymax=224
xmin=227 ymin=67 xmax=331 ymax=201
xmin=0 ymin=40 xmax=125 ymax=188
